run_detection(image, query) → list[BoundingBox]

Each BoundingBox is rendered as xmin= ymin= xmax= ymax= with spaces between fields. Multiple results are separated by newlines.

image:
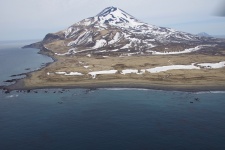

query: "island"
xmin=4 ymin=7 xmax=225 ymax=92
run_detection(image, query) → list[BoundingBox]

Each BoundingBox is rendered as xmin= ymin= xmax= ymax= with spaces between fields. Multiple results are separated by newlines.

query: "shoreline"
xmin=0 ymin=47 xmax=57 ymax=92
xmin=1 ymin=47 xmax=225 ymax=93
xmin=3 ymin=78 xmax=225 ymax=92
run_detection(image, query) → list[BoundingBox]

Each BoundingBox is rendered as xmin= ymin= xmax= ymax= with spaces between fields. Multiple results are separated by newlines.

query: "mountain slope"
xmin=25 ymin=6 xmax=222 ymax=56
xmin=197 ymin=32 xmax=212 ymax=37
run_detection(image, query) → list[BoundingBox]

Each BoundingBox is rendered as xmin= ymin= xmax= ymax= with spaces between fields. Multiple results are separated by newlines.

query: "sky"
xmin=0 ymin=0 xmax=225 ymax=41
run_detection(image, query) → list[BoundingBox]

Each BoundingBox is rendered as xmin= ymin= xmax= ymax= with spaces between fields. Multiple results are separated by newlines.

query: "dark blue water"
xmin=1 ymin=41 xmax=225 ymax=150
xmin=0 ymin=40 xmax=53 ymax=85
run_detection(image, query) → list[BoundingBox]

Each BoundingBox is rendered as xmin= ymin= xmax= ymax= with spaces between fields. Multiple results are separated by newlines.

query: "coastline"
xmin=4 ymin=77 xmax=225 ymax=92
xmin=1 ymin=47 xmax=225 ymax=93
xmin=0 ymin=47 xmax=57 ymax=92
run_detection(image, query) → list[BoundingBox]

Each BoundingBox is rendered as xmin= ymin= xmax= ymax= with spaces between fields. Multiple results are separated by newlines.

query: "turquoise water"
xmin=0 ymin=41 xmax=225 ymax=150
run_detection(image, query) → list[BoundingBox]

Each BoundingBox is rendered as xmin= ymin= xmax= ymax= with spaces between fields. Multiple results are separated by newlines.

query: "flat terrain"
xmin=12 ymin=51 xmax=225 ymax=91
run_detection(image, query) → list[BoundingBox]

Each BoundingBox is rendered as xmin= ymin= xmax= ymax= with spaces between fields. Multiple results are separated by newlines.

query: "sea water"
xmin=0 ymin=40 xmax=53 ymax=85
xmin=0 ymin=41 xmax=225 ymax=150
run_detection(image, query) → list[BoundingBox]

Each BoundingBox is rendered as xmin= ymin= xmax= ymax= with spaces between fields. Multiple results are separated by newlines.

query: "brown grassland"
xmin=14 ymin=51 xmax=225 ymax=91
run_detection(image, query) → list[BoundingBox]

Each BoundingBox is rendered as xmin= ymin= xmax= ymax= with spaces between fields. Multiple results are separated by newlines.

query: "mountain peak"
xmin=26 ymin=6 xmax=219 ymax=57
xmin=97 ymin=6 xmax=119 ymax=16
xmin=63 ymin=7 xmax=202 ymax=48
xmin=96 ymin=6 xmax=140 ymax=28
xmin=97 ymin=6 xmax=134 ymax=19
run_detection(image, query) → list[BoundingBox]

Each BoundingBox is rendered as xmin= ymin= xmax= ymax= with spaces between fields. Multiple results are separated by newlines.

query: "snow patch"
xmin=98 ymin=50 xmax=107 ymax=53
xmin=55 ymin=48 xmax=77 ymax=56
xmin=64 ymin=27 xmax=73 ymax=38
xmin=121 ymin=43 xmax=132 ymax=49
xmin=65 ymin=72 xmax=83 ymax=76
xmin=146 ymin=64 xmax=200 ymax=73
xmin=147 ymin=45 xmax=213 ymax=55
xmin=108 ymin=32 xmax=122 ymax=45
xmin=121 ymin=69 xmax=145 ymax=75
xmin=93 ymin=39 xmax=107 ymax=49
xmin=88 ymin=70 xmax=118 ymax=78
xmin=55 ymin=72 xmax=66 ymax=75
xmin=111 ymin=49 xmax=119 ymax=52
xmin=121 ymin=69 xmax=138 ymax=75
xmin=55 ymin=72 xmax=83 ymax=76
xmin=68 ymin=31 xmax=92 ymax=46
xmin=197 ymin=61 xmax=225 ymax=69
xmin=84 ymin=66 xmax=90 ymax=69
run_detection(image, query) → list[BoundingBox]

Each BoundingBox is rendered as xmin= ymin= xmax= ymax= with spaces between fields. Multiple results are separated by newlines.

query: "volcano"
xmin=24 ymin=6 xmax=224 ymax=56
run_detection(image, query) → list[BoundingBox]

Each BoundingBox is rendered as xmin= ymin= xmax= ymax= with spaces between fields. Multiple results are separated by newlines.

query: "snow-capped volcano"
xmin=25 ymin=6 xmax=220 ymax=56
xmin=65 ymin=6 xmax=200 ymax=42
xmin=96 ymin=6 xmax=142 ymax=28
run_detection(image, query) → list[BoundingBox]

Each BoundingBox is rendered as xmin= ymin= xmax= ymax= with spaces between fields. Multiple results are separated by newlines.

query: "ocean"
xmin=0 ymin=41 xmax=225 ymax=150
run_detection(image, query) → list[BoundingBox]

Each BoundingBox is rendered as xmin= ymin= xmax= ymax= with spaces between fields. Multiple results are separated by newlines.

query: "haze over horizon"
xmin=0 ymin=0 xmax=225 ymax=41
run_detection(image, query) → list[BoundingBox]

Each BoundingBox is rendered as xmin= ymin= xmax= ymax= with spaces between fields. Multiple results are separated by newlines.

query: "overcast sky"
xmin=0 ymin=0 xmax=225 ymax=41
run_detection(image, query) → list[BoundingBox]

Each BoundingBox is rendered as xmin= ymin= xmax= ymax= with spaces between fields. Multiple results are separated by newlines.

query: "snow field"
xmin=50 ymin=61 xmax=225 ymax=78
xmin=88 ymin=70 xmax=118 ymax=78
